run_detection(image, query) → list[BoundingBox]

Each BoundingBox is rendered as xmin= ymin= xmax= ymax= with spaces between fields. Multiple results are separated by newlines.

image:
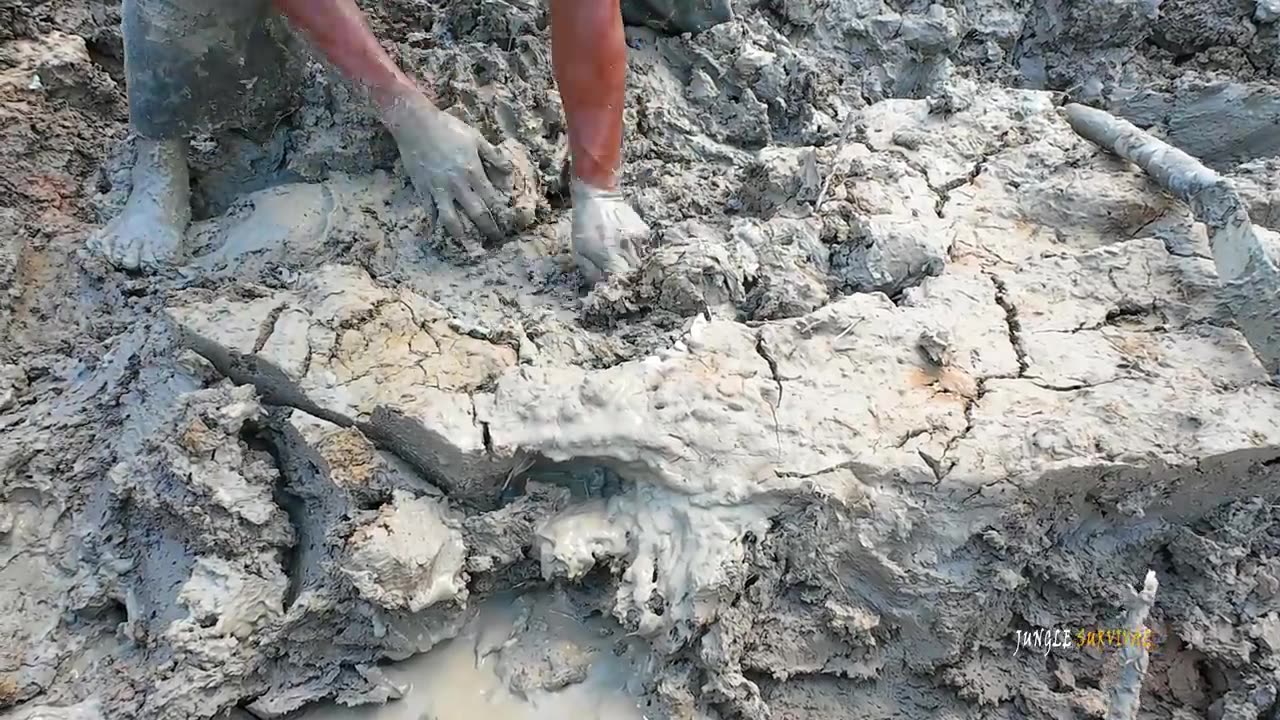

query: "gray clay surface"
xmin=3 ymin=1 xmax=1280 ymax=719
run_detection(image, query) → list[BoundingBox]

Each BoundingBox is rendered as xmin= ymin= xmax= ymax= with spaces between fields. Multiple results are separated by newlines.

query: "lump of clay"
xmin=341 ymin=490 xmax=468 ymax=612
xmin=28 ymin=31 xmax=116 ymax=106
xmin=899 ymin=5 xmax=964 ymax=56
xmin=492 ymin=138 xmax=539 ymax=238
xmin=582 ymin=220 xmax=758 ymax=323
xmin=1259 ymin=0 xmax=1280 ymax=22
xmin=1150 ymin=0 xmax=1257 ymax=55
xmin=622 ymin=0 xmax=732 ymax=34
xmin=829 ymin=215 xmax=948 ymax=297
xmin=732 ymin=217 xmax=830 ymax=320
xmin=3 ymin=700 xmax=106 ymax=720
xmin=175 ymin=556 xmax=288 ymax=641
xmin=0 ymin=364 xmax=26 ymax=412
xmin=494 ymin=620 xmax=597 ymax=696
xmin=642 ymin=220 xmax=758 ymax=316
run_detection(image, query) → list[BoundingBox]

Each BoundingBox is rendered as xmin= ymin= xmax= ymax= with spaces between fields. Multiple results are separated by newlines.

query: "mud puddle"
xmin=293 ymin=592 xmax=650 ymax=720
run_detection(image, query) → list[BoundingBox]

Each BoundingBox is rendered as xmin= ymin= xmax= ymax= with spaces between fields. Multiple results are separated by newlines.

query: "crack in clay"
xmin=470 ymin=394 xmax=494 ymax=457
xmin=986 ymin=271 xmax=1030 ymax=377
xmin=893 ymin=426 xmax=931 ymax=449
xmin=754 ymin=330 xmax=784 ymax=458
xmin=935 ymin=390 xmax=978 ymax=481
xmin=929 ymin=134 xmax=1010 ymax=220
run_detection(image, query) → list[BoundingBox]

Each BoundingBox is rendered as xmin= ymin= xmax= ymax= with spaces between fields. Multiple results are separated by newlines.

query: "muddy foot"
xmin=88 ymin=138 xmax=191 ymax=271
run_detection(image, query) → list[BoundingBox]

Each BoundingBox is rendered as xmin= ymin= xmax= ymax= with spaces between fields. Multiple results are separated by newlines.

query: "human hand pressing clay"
xmin=383 ymin=95 xmax=515 ymax=245
xmin=91 ymin=0 xmax=734 ymax=282
xmin=551 ymin=0 xmax=653 ymax=285
xmin=569 ymin=180 xmax=647 ymax=285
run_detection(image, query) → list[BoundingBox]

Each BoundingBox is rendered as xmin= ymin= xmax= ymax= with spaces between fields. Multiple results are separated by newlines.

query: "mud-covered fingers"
xmin=121 ymin=242 xmax=142 ymax=271
xmin=431 ymin=189 xmax=468 ymax=241
xmin=87 ymin=225 xmax=128 ymax=270
xmin=109 ymin=228 xmax=141 ymax=271
xmin=470 ymin=164 xmax=507 ymax=210
xmin=604 ymin=238 xmax=638 ymax=274
xmin=619 ymin=234 xmax=642 ymax=268
xmin=476 ymin=137 xmax=514 ymax=176
xmin=455 ymin=182 xmax=503 ymax=243
xmin=139 ymin=234 xmax=176 ymax=271
xmin=86 ymin=228 xmax=106 ymax=261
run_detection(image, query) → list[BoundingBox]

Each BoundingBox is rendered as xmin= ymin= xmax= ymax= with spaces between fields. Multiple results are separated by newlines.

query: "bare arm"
xmin=550 ymin=0 xmax=627 ymax=190
xmin=270 ymin=0 xmax=422 ymax=111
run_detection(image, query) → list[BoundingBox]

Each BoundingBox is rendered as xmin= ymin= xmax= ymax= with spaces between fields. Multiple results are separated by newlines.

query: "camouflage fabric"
xmin=122 ymin=0 xmax=302 ymax=139
xmin=621 ymin=0 xmax=733 ymax=34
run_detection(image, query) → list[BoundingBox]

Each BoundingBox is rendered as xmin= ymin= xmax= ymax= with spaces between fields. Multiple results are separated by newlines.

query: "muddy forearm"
xmin=271 ymin=0 xmax=421 ymax=110
xmin=550 ymin=0 xmax=627 ymax=190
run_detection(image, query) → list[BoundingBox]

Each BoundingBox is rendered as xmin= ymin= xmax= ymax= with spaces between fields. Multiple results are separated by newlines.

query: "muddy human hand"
xmin=383 ymin=95 xmax=513 ymax=244
xmin=569 ymin=180 xmax=648 ymax=286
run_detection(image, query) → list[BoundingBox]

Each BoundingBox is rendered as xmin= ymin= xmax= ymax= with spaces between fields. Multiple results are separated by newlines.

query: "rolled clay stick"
xmin=1062 ymin=104 xmax=1280 ymax=375
xmin=1105 ymin=570 xmax=1159 ymax=720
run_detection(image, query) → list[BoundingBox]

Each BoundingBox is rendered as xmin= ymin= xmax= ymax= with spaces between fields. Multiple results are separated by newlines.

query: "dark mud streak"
xmin=251 ymin=302 xmax=288 ymax=354
xmin=241 ymin=421 xmax=306 ymax=610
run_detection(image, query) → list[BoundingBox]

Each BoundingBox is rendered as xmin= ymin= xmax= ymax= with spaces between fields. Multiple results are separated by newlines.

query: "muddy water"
xmin=294 ymin=593 xmax=651 ymax=720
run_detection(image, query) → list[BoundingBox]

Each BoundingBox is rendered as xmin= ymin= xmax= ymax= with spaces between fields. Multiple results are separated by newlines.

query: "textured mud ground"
xmin=3 ymin=0 xmax=1280 ymax=719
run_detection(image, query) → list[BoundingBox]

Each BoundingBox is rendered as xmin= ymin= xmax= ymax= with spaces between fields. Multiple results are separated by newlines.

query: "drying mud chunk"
xmin=78 ymin=382 xmax=477 ymax=719
xmin=169 ymin=264 xmax=519 ymax=503
xmin=463 ymin=481 xmax=571 ymax=580
xmin=829 ymin=215 xmax=948 ymax=297
xmin=1151 ymin=0 xmax=1257 ymax=55
xmin=494 ymin=623 xmax=597 ymax=695
xmin=1232 ymin=159 xmax=1280 ymax=231
xmin=641 ymin=220 xmax=757 ymax=316
xmin=175 ymin=555 xmax=288 ymax=641
xmin=737 ymin=146 xmax=824 ymax=216
xmin=1259 ymin=0 xmax=1280 ymax=22
xmin=2 ymin=699 xmax=107 ymax=720
xmin=0 ymin=210 xmax=23 ymax=337
xmin=899 ymin=5 xmax=963 ymax=57
xmin=106 ymin=384 xmax=295 ymax=560
xmin=341 ymin=490 xmax=468 ymax=613
xmin=16 ymin=31 xmax=116 ymax=107
xmin=1162 ymin=82 xmax=1280 ymax=170
xmin=765 ymin=0 xmax=821 ymax=27
xmin=0 ymin=364 xmax=25 ymax=412
xmin=942 ymin=132 xmax=1174 ymax=264
xmin=582 ymin=220 xmax=758 ymax=322
xmin=732 ymin=217 xmax=829 ymax=320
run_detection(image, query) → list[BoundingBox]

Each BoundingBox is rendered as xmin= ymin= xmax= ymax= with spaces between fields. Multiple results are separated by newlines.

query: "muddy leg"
xmin=90 ymin=0 xmax=277 ymax=271
xmin=88 ymin=138 xmax=191 ymax=271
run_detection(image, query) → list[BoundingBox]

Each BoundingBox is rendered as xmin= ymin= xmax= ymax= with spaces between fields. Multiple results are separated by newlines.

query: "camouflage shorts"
xmin=122 ymin=0 xmax=303 ymax=139
xmin=622 ymin=0 xmax=733 ymax=34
